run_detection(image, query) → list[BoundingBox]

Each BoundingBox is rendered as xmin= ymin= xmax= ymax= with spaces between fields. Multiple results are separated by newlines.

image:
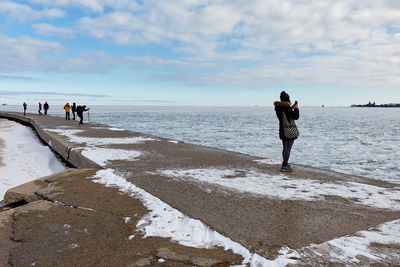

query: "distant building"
xmin=351 ymin=101 xmax=400 ymax=107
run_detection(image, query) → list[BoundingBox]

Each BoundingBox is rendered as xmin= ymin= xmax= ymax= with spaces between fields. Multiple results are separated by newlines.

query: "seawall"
xmin=1 ymin=111 xmax=400 ymax=266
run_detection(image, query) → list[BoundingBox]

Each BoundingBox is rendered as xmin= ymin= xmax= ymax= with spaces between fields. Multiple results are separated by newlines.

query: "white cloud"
xmin=0 ymin=1 xmax=64 ymax=22
xmin=2 ymin=0 xmax=400 ymax=87
xmin=0 ymin=34 xmax=63 ymax=70
xmin=28 ymin=0 xmax=141 ymax=13
xmin=32 ymin=23 xmax=74 ymax=38
xmin=0 ymin=34 xmax=117 ymax=72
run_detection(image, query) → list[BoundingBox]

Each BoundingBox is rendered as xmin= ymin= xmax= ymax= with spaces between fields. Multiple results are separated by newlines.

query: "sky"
xmin=0 ymin=0 xmax=399 ymax=106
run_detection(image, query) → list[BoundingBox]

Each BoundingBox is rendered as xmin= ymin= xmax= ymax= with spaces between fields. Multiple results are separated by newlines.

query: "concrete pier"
xmin=1 ymin=111 xmax=399 ymax=266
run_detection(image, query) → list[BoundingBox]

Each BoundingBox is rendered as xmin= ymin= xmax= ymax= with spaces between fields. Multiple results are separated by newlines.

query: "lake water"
xmin=1 ymin=105 xmax=399 ymax=183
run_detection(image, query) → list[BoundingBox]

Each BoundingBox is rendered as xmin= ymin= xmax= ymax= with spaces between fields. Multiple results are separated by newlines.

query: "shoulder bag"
xmin=282 ymin=111 xmax=299 ymax=139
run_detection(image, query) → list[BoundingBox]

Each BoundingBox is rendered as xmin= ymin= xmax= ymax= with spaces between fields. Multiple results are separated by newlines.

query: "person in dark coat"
xmin=43 ymin=102 xmax=49 ymax=115
xmin=23 ymin=102 xmax=27 ymax=115
xmin=71 ymin=102 xmax=77 ymax=120
xmin=274 ymin=91 xmax=299 ymax=172
xmin=76 ymin=105 xmax=90 ymax=124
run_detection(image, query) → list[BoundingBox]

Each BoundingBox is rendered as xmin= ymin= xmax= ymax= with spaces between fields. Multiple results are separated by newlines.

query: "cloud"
xmin=0 ymin=90 xmax=109 ymax=98
xmin=0 ymin=74 xmax=32 ymax=80
xmin=0 ymin=34 xmax=119 ymax=73
xmin=28 ymin=0 xmax=141 ymax=13
xmin=2 ymin=1 xmax=400 ymax=88
xmin=32 ymin=23 xmax=74 ymax=38
xmin=0 ymin=33 xmax=63 ymax=71
xmin=0 ymin=1 xmax=64 ymax=22
xmin=73 ymin=1 xmax=400 ymax=55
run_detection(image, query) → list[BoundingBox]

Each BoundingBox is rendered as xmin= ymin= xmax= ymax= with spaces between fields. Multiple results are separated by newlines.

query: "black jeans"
xmin=65 ymin=112 xmax=70 ymax=120
xmin=282 ymin=139 xmax=294 ymax=166
xmin=78 ymin=114 xmax=83 ymax=124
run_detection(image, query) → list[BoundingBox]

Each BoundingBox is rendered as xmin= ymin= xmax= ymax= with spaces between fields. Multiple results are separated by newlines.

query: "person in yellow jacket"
xmin=64 ymin=103 xmax=71 ymax=120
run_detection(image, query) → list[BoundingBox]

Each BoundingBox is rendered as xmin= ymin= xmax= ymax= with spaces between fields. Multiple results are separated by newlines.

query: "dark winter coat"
xmin=274 ymin=101 xmax=300 ymax=140
xmin=76 ymin=105 xmax=88 ymax=116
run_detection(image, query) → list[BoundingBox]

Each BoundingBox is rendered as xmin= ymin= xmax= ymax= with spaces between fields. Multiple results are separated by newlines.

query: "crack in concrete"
xmin=35 ymin=192 xmax=96 ymax=212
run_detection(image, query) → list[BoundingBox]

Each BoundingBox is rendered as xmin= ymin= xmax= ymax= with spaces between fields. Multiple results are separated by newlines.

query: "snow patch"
xmin=45 ymin=128 xmax=156 ymax=145
xmin=108 ymin=127 xmax=125 ymax=131
xmin=90 ymin=169 xmax=298 ymax=266
xmin=254 ymin=158 xmax=281 ymax=165
xmin=81 ymin=147 xmax=142 ymax=166
xmin=46 ymin=128 xmax=145 ymax=167
xmin=0 ymin=119 xmax=66 ymax=199
xmin=296 ymin=219 xmax=400 ymax=264
xmin=156 ymin=168 xmax=400 ymax=211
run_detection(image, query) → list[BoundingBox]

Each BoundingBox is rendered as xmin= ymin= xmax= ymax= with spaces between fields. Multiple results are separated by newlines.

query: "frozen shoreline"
xmin=0 ymin=118 xmax=66 ymax=200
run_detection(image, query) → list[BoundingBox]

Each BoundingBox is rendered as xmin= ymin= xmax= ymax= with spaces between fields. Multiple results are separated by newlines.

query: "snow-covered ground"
xmin=157 ymin=167 xmax=400 ymax=211
xmin=0 ymin=119 xmax=66 ymax=200
xmin=92 ymin=168 xmax=400 ymax=266
xmin=46 ymin=127 xmax=282 ymax=265
xmin=91 ymin=169 xmax=294 ymax=266
xmin=46 ymin=128 xmax=156 ymax=146
xmin=53 ymin=128 xmax=400 ymax=266
xmin=45 ymin=128 xmax=151 ymax=166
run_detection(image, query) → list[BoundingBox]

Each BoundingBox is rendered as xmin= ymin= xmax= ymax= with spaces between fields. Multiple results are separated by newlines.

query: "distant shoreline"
xmin=351 ymin=103 xmax=400 ymax=108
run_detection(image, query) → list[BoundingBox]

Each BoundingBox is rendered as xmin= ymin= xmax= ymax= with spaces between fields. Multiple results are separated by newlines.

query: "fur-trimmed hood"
xmin=274 ymin=101 xmax=291 ymax=107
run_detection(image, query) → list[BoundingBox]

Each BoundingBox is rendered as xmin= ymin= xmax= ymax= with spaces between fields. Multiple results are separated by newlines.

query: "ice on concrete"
xmin=254 ymin=158 xmax=282 ymax=165
xmin=90 ymin=169 xmax=299 ymax=266
xmin=124 ymin=217 xmax=131 ymax=224
xmin=157 ymin=168 xmax=400 ymax=211
xmin=108 ymin=127 xmax=125 ymax=131
xmin=295 ymin=219 xmax=400 ymax=265
xmin=81 ymin=147 xmax=142 ymax=166
xmin=0 ymin=119 xmax=66 ymax=199
xmin=46 ymin=128 xmax=147 ymax=167
xmin=46 ymin=128 xmax=156 ymax=146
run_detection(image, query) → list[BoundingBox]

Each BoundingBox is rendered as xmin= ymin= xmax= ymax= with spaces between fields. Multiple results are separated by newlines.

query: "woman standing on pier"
xmin=274 ymin=91 xmax=299 ymax=172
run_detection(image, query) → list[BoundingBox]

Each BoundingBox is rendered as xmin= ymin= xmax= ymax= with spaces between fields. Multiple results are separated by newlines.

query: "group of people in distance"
xmin=63 ymin=102 xmax=89 ymax=124
xmin=22 ymin=102 xmax=90 ymax=125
